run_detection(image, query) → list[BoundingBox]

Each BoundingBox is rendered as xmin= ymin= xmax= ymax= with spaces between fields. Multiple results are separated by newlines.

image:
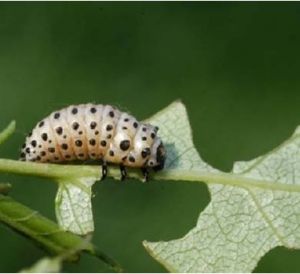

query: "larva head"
xmin=153 ymin=141 xmax=166 ymax=171
xmin=146 ymin=137 xmax=166 ymax=171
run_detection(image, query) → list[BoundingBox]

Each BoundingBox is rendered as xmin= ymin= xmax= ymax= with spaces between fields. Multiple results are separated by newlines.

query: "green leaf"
xmin=0 ymin=120 xmax=15 ymax=146
xmin=143 ymin=101 xmax=300 ymax=272
xmin=0 ymin=182 xmax=11 ymax=195
xmin=0 ymin=193 xmax=122 ymax=272
xmin=55 ymin=176 xmax=99 ymax=235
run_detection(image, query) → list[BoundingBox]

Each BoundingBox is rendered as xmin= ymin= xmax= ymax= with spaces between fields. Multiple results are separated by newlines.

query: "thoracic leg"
xmin=141 ymin=167 xmax=149 ymax=182
xmin=101 ymin=162 xmax=108 ymax=180
xmin=120 ymin=164 xmax=127 ymax=181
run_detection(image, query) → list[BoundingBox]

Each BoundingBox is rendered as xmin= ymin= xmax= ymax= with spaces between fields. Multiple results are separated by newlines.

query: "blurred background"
xmin=0 ymin=2 xmax=300 ymax=272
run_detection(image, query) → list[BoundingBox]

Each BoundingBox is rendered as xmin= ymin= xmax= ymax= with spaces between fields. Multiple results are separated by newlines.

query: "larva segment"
xmin=101 ymin=105 xmax=122 ymax=163
xmin=109 ymin=112 xmax=139 ymax=164
xmin=47 ymin=109 xmax=75 ymax=162
xmin=64 ymin=105 xmax=89 ymax=160
xmin=83 ymin=104 xmax=104 ymax=160
xmin=124 ymin=124 xmax=156 ymax=167
xmin=24 ymin=118 xmax=61 ymax=163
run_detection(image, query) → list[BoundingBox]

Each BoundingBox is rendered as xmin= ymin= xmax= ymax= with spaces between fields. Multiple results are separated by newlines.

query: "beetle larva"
xmin=20 ymin=103 xmax=166 ymax=181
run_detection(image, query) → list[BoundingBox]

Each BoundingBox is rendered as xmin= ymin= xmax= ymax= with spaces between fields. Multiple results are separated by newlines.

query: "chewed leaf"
xmin=143 ymin=101 xmax=300 ymax=272
xmin=145 ymin=101 xmax=218 ymax=173
xmin=55 ymin=176 xmax=99 ymax=235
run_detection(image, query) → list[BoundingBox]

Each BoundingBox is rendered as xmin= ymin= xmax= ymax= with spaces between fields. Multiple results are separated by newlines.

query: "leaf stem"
xmin=0 ymin=158 xmax=298 ymax=193
xmin=155 ymin=169 xmax=300 ymax=192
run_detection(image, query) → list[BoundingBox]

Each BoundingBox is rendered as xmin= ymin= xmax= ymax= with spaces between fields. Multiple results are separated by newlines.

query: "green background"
xmin=0 ymin=2 xmax=300 ymax=272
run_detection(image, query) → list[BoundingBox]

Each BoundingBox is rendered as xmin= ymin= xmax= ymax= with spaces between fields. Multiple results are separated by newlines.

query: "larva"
xmin=20 ymin=103 xmax=166 ymax=181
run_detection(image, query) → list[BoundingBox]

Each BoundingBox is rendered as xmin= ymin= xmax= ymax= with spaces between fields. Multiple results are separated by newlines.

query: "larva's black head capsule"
xmin=153 ymin=142 xmax=166 ymax=171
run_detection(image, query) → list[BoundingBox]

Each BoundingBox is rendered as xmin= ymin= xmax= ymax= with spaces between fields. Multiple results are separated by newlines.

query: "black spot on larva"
xmin=151 ymin=133 xmax=156 ymax=139
xmin=72 ymin=107 xmax=78 ymax=114
xmin=120 ymin=140 xmax=130 ymax=151
xmin=61 ymin=144 xmax=68 ymax=150
xmin=107 ymin=134 xmax=112 ymax=139
xmin=106 ymin=124 xmax=113 ymax=131
xmin=72 ymin=122 xmax=79 ymax=130
xmin=91 ymin=153 xmax=96 ymax=157
xmin=78 ymin=153 xmax=84 ymax=157
xmin=133 ymin=122 xmax=138 ymax=128
xmin=142 ymin=127 xmax=147 ymax=132
xmin=54 ymin=156 xmax=60 ymax=160
xmin=122 ymin=156 xmax=127 ymax=161
xmin=90 ymin=107 xmax=97 ymax=113
xmin=48 ymin=147 xmax=55 ymax=153
xmin=75 ymin=140 xmax=82 ymax=147
xmin=109 ymin=150 xmax=114 ymax=157
xmin=65 ymin=155 xmax=70 ymax=159
xmin=142 ymin=136 xmax=147 ymax=141
xmin=22 ymin=143 xmax=26 ymax=148
xmin=122 ymin=126 xmax=128 ymax=130
xmin=39 ymin=121 xmax=44 ymax=128
xmin=36 ymin=156 xmax=41 ymax=161
xmin=89 ymin=139 xmax=96 ymax=146
xmin=56 ymin=127 xmax=63 ymax=135
xmin=79 ymin=131 xmax=83 ymax=135
xmin=101 ymin=140 xmax=107 ymax=147
xmin=124 ymin=118 xmax=129 ymax=122
xmin=40 ymin=151 xmax=46 ymax=156
xmin=31 ymin=140 xmax=37 ymax=147
xmin=25 ymin=147 xmax=30 ymax=153
xmin=38 ymin=145 xmax=42 ymax=148
xmin=141 ymin=148 xmax=151 ymax=158
xmin=129 ymin=156 xmax=135 ymax=163
xmin=95 ymin=130 xmax=99 ymax=135
xmin=63 ymin=135 xmax=67 ymax=139
xmin=54 ymin=112 xmax=60 ymax=119
xmin=48 ymin=140 xmax=52 ymax=144
xmin=90 ymin=122 xmax=97 ymax=129
xmin=109 ymin=111 xmax=114 ymax=118
xmin=149 ymin=161 xmax=154 ymax=166
xmin=20 ymin=152 xmax=25 ymax=158
xmin=33 ymin=151 xmax=36 ymax=154
xmin=41 ymin=133 xmax=48 ymax=141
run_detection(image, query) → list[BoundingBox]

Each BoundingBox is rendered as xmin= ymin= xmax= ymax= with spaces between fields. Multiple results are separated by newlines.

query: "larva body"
xmin=20 ymin=104 xmax=166 ymax=180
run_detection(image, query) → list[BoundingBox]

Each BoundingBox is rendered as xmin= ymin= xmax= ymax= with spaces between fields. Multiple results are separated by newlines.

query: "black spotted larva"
xmin=20 ymin=103 xmax=166 ymax=181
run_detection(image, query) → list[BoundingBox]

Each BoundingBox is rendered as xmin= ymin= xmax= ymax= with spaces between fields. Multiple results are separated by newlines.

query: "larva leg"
xmin=119 ymin=164 xmax=127 ymax=181
xmin=101 ymin=162 xmax=108 ymax=181
xmin=141 ymin=167 xmax=149 ymax=182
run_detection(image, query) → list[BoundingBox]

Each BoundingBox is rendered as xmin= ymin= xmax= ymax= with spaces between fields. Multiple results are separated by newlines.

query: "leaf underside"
xmin=143 ymin=101 xmax=300 ymax=272
xmin=55 ymin=176 xmax=99 ymax=235
xmin=20 ymin=256 xmax=62 ymax=273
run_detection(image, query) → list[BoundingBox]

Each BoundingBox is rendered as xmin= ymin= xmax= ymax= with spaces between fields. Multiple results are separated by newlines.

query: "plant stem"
xmin=0 ymin=194 xmax=122 ymax=272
